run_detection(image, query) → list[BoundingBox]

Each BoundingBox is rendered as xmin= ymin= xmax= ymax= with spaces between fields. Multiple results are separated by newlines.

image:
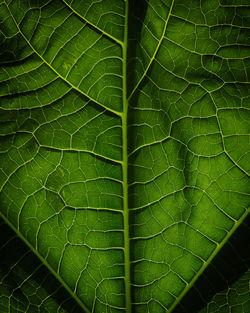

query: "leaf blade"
xmin=0 ymin=0 xmax=249 ymax=312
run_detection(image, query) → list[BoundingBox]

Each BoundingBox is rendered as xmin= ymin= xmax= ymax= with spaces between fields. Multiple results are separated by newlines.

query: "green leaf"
xmin=200 ymin=270 xmax=250 ymax=313
xmin=172 ymin=213 xmax=250 ymax=313
xmin=0 ymin=1 xmax=249 ymax=312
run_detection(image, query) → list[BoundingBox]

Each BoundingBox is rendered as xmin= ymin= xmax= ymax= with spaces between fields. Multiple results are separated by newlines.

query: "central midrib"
xmin=122 ymin=1 xmax=131 ymax=313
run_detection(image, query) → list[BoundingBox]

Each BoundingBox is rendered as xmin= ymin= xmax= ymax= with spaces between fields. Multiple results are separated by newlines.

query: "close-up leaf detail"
xmin=0 ymin=0 xmax=249 ymax=312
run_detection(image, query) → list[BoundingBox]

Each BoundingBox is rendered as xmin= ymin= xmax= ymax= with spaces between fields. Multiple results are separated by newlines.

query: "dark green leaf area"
xmin=0 ymin=218 xmax=83 ymax=313
xmin=174 ymin=214 xmax=250 ymax=313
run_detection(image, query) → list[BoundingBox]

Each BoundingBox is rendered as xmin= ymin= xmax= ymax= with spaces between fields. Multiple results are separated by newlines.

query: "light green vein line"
xmin=210 ymin=95 xmax=250 ymax=177
xmin=127 ymin=0 xmax=174 ymax=101
xmin=4 ymin=1 xmax=122 ymax=118
xmin=61 ymin=0 xmax=123 ymax=46
xmin=220 ymin=4 xmax=250 ymax=7
xmin=0 ymin=147 xmax=39 ymax=194
xmin=168 ymin=207 xmax=250 ymax=313
xmin=122 ymin=1 xmax=131 ymax=313
xmin=37 ymin=144 xmax=123 ymax=165
xmin=220 ymin=137 xmax=250 ymax=177
xmin=170 ymin=13 xmax=250 ymax=30
xmin=0 ymin=211 xmax=92 ymax=313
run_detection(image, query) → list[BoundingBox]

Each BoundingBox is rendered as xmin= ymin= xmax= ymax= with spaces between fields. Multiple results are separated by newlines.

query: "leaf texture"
xmin=0 ymin=0 xmax=249 ymax=312
xmin=200 ymin=270 xmax=250 ymax=313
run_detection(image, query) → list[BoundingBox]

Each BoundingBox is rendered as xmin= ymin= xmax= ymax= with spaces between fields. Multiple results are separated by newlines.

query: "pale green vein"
xmin=61 ymin=0 xmax=123 ymax=47
xmin=0 ymin=82 xmax=72 ymax=110
xmin=34 ymin=144 xmax=123 ymax=165
xmin=127 ymin=0 xmax=175 ymax=101
xmin=170 ymin=13 xmax=250 ymax=30
xmin=0 ymin=76 xmax=60 ymax=98
xmin=220 ymin=3 xmax=250 ymax=7
xmin=0 ymin=145 xmax=39 ymax=194
xmin=210 ymin=95 xmax=250 ymax=177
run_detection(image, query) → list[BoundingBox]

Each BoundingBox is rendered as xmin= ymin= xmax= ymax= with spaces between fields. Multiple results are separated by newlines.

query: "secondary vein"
xmin=127 ymin=0 xmax=175 ymax=101
xmin=4 ymin=1 xmax=122 ymax=118
xmin=61 ymin=0 xmax=123 ymax=46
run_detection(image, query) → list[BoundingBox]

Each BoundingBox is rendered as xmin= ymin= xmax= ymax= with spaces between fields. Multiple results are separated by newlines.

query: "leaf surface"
xmin=0 ymin=0 xmax=249 ymax=312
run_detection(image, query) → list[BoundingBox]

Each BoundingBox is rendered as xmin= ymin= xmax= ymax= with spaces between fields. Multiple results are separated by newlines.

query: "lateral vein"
xmin=4 ymin=1 xmax=122 ymax=118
